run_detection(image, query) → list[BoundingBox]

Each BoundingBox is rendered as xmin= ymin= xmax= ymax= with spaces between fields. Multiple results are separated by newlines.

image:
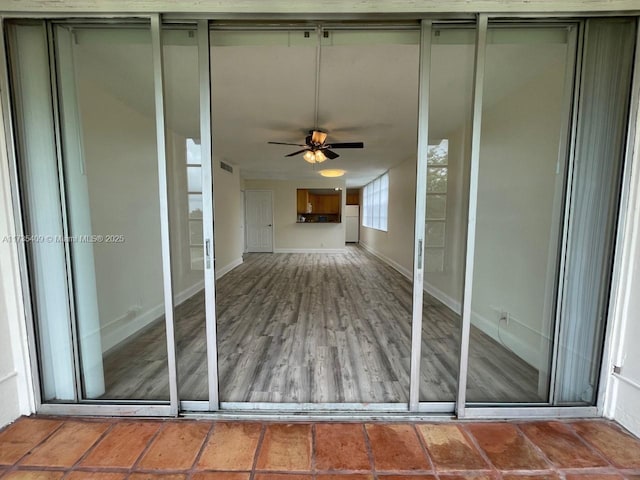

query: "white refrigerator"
xmin=345 ymin=205 xmax=359 ymax=243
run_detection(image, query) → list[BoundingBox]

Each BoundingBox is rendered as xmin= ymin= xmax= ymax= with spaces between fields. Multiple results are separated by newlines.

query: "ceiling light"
xmin=311 ymin=130 xmax=328 ymax=144
xmin=319 ymin=169 xmax=346 ymax=178
xmin=314 ymin=150 xmax=327 ymax=163
xmin=303 ymin=151 xmax=316 ymax=164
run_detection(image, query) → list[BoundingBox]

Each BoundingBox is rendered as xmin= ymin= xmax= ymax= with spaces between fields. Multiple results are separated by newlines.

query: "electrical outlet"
xmin=499 ymin=310 xmax=509 ymax=325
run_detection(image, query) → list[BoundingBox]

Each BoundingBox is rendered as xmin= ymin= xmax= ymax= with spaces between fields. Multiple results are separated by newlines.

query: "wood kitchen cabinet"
xmin=297 ymin=189 xmax=309 ymax=213
xmin=296 ymin=188 xmax=342 ymax=222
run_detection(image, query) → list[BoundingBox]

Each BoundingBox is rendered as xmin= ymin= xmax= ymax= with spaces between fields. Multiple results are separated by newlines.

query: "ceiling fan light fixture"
xmin=303 ymin=150 xmax=316 ymax=164
xmin=319 ymin=169 xmax=346 ymax=178
xmin=311 ymin=130 xmax=328 ymax=144
xmin=314 ymin=150 xmax=327 ymax=163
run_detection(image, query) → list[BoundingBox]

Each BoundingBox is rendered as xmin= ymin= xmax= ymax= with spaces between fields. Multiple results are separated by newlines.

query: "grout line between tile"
xmin=563 ymin=421 xmax=617 ymax=468
xmin=513 ymin=422 xmax=560 ymax=475
xmin=249 ymin=422 xmax=267 ymax=480
xmin=362 ymin=423 xmax=378 ymax=480
xmin=459 ymin=423 xmax=501 ymax=476
xmin=311 ymin=423 xmax=317 ymax=480
xmin=412 ymin=423 xmax=437 ymax=476
xmin=63 ymin=419 xmax=117 ymax=477
xmin=128 ymin=419 xmax=168 ymax=474
xmin=190 ymin=420 xmax=216 ymax=472
xmin=1 ymin=418 xmax=69 ymax=477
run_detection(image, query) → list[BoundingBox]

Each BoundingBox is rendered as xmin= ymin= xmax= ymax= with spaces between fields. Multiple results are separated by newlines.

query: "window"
xmin=186 ymin=138 xmax=204 ymax=270
xmin=362 ymin=172 xmax=389 ymax=231
xmin=425 ymin=139 xmax=448 ymax=273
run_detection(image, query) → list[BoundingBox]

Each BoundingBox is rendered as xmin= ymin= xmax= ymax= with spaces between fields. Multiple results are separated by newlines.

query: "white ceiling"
xmin=210 ymin=39 xmax=420 ymax=187
xmin=73 ymin=27 xmax=567 ymax=187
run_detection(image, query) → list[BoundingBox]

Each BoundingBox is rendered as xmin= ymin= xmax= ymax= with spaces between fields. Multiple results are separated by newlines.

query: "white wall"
xmin=213 ymin=158 xmax=244 ymax=275
xmin=468 ymin=58 xmax=566 ymax=370
xmin=423 ymin=126 xmax=469 ymax=310
xmin=78 ymin=78 xmax=169 ymax=352
xmin=605 ymin=92 xmax=640 ymax=437
xmin=360 ymin=156 xmax=417 ymax=274
xmin=243 ymin=177 xmax=346 ymax=252
xmin=0 ymin=99 xmax=35 ymax=427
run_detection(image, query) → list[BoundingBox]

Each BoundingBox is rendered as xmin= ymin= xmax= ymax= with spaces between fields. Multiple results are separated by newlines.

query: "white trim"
xmin=215 ymin=257 xmax=243 ymax=279
xmin=424 ymin=282 xmax=461 ymax=315
xmin=359 ymin=241 xmax=412 ymax=279
xmin=244 ymin=189 xmax=275 ymax=253
xmin=613 ymin=373 xmax=640 ymax=391
xmin=602 ymin=21 xmax=640 ymax=424
xmin=470 ymin=311 xmax=539 ymax=370
xmin=361 ymin=240 xmax=540 ymax=370
xmin=457 ymin=13 xmax=488 ymax=419
xmin=273 ymin=248 xmax=346 ymax=254
xmin=360 ymin=241 xmax=463 ymax=316
xmin=0 ymin=23 xmax=37 ymax=417
xmin=101 ymin=280 xmax=204 ymax=353
xmin=2 ymin=1 xmax=640 ymax=14
xmin=0 ymin=371 xmax=18 ymax=385
xmin=464 ymin=406 xmax=598 ymax=419
xmin=38 ymin=403 xmax=172 ymax=416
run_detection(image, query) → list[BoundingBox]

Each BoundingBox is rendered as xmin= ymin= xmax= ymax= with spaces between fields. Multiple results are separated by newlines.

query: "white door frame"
xmin=244 ymin=189 xmax=274 ymax=253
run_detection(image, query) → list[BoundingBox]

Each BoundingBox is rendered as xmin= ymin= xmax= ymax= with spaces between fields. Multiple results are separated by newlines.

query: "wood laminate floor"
xmin=102 ymin=245 xmax=541 ymax=404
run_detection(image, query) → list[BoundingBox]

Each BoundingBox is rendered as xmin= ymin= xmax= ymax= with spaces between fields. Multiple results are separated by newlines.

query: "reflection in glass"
xmin=426 ymin=167 xmax=448 ymax=193
xmin=426 ymin=195 xmax=447 ymax=220
xmin=420 ymin=26 xmax=474 ymax=402
xmin=188 ymin=194 xmax=203 ymax=219
xmin=8 ymin=22 xmax=77 ymax=401
xmin=163 ymin=28 xmax=209 ymax=401
xmin=54 ymin=24 xmax=169 ymax=400
xmin=426 ymin=223 xmax=446 ymax=247
xmin=466 ymin=26 xmax=572 ymax=403
xmin=555 ymin=18 xmax=636 ymax=405
xmin=187 ymin=166 xmax=203 ymax=192
xmin=212 ymin=28 xmax=419 ymax=403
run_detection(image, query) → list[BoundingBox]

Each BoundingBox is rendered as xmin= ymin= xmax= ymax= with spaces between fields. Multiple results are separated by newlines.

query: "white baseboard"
xmin=0 ymin=371 xmax=17 ymax=385
xmin=360 ymin=241 xmax=539 ymax=370
xmin=101 ymin=280 xmax=204 ymax=353
xmin=424 ymin=282 xmax=462 ymax=315
xmin=0 ymin=374 xmax=20 ymax=428
xmin=216 ymin=257 xmax=243 ymax=279
xmin=274 ymin=248 xmax=346 ymax=254
xmin=471 ymin=311 xmax=539 ymax=370
xmin=176 ymin=280 xmax=205 ymax=305
xmin=359 ymin=242 xmax=413 ymax=279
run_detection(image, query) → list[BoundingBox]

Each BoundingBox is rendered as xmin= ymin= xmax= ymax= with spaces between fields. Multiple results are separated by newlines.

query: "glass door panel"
xmin=466 ymin=25 xmax=574 ymax=403
xmin=555 ymin=18 xmax=636 ymax=405
xmin=421 ymin=26 xmax=475 ymax=402
xmin=7 ymin=21 xmax=77 ymax=402
xmin=210 ymin=27 xmax=419 ymax=404
xmin=54 ymin=23 xmax=170 ymax=401
xmin=162 ymin=26 xmax=209 ymax=402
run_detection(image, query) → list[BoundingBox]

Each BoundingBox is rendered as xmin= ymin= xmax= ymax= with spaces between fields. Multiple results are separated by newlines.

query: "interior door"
xmin=245 ymin=190 xmax=273 ymax=253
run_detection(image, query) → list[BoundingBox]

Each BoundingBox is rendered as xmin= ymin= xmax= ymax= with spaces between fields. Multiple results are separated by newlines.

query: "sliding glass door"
xmin=464 ymin=24 xmax=576 ymax=404
xmin=418 ymin=24 xmax=475 ymax=403
xmin=3 ymin=14 xmax=638 ymax=416
xmin=7 ymin=20 xmax=173 ymax=404
xmin=209 ymin=26 xmax=421 ymax=406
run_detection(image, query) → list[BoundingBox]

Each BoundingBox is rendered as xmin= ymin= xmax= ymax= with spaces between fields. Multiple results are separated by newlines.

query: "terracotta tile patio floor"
xmin=0 ymin=417 xmax=639 ymax=479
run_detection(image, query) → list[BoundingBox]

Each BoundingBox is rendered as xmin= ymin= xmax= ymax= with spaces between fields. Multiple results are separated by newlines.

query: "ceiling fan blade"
xmin=325 ymin=142 xmax=364 ymax=149
xmin=323 ymin=149 xmax=339 ymax=160
xmin=268 ymin=141 xmax=307 ymax=147
xmin=285 ymin=149 xmax=309 ymax=157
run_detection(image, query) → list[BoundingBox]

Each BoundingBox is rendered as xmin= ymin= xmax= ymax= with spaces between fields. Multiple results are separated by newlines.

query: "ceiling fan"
xmin=268 ymin=130 xmax=364 ymax=164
